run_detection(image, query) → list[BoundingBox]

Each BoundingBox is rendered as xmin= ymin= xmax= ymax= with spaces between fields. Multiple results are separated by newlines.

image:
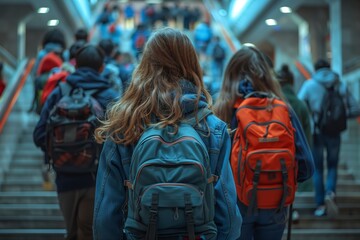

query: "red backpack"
xmin=40 ymin=70 xmax=69 ymax=106
xmin=231 ymin=92 xmax=297 ymax=214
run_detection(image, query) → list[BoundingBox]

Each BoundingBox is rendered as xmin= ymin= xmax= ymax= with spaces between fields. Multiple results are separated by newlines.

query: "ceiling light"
xmin=37 ymin=7 xmax=49 ymax=14
xmin=265 ymin=19 xmax=277 ymax=26
xmin=47 ymin=19 xmax=59 ymax=26
xmin=280 ymin=6 xmax=292 ymax=13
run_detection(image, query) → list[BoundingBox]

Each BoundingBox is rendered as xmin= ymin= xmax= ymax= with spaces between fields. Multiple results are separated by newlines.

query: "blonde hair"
xmin=214 ymin=46 xmax=284 ymax=123
xmin=95 ymin=28 xmax=212 ymax=145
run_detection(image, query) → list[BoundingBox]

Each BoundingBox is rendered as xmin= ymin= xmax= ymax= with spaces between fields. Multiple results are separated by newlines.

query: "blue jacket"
xmin=33 ymin=67 xmax=119 ymax=192
xmin=232 ymin=80 xmax=314 ymax=183
xmin=93 ymin=80 xmax=242 ymax=240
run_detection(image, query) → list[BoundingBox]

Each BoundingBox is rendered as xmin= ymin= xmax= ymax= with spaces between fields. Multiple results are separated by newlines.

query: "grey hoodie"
xmin=298 ymin=68 xmax=360 ymax=128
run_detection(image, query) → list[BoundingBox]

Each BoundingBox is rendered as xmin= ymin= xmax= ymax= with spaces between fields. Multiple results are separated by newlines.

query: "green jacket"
xmin=282 ymin=83 xmax=312 ymax=147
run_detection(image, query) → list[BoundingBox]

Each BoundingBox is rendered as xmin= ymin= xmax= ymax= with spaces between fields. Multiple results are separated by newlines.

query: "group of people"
xmin=30 ymin=23 xmax=359 ymax=240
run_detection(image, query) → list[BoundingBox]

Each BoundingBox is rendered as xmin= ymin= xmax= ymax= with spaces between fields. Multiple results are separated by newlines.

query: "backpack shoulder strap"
xmin=59 ymin=82 xmax=72 ymax=96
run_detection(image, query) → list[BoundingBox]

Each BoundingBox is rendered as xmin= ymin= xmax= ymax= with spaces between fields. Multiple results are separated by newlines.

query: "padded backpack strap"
xmin=59 ymin=82 xmax=72 ymax=96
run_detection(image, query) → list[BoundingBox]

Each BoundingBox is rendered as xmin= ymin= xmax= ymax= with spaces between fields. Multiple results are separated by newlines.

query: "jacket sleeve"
xmin=33 ymin=88 xmax=60 ymax=151
xmin=290 ymin=108 xmax=315 ymax=182
xmin=213 ymin=125 xmax=242 ymax=240
xmin=345 ymin=87 xmax=360 ymax=118
xmin=93 ymin=140 xmax=127 ymax=240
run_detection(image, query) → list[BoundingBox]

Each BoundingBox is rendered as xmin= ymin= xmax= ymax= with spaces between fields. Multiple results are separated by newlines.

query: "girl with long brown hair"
xmin=214 ymin=45 xmax=314 ymax=240
xmin=93 ymin=28 xmax=241 ymax=240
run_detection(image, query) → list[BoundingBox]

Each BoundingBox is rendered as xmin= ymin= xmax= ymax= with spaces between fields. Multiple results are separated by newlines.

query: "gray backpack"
xmin=124 ymin=108 xmax=218 ymax=240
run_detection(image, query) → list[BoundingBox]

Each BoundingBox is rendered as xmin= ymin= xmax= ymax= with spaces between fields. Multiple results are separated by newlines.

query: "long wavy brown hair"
xmin=95 ymin=28 xmax=212 ymax=145
xmin=213 ymin=45 xmax=284 ymax=123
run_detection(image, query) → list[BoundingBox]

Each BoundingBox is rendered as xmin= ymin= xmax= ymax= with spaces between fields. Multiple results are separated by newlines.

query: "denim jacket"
xmin=93 ymin=81 xmax=242 ymax=240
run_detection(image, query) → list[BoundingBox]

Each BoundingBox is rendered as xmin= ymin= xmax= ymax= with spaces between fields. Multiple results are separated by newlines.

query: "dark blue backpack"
xmin=124 ymin=108 xmax=218 ymax=240
xmin=212 ymin=43 xmax=225 ymax=61
xmin=317 ymin=83 xmax=347 ymax=135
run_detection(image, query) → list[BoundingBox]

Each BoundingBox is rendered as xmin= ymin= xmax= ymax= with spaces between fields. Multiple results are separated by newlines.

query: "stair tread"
xmin=0 ymin=229 xmax=66 ymax=234
xmin=0 ymin=204 xmax=60 ymax=209
xmin=0 ymin=191 xmax=57 ymax=197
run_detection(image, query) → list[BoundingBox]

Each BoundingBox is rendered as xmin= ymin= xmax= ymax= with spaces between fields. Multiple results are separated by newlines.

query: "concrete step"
xmin=335 ymin=179 xmax=360 ymax=191
xmin=12 ymin=150 xmax=43 ymax=159
xmin=291 ymin=215 xmax=360 ymax=229
xmin=10 ymin=158 xmax=43 ymax=168
xmin=293 ymin=203 xmax=360 ymax=216
xmin=17 ymin=142 xmax=40 ymax=151
xmin=337 ymin=169 xmax=355 ymax=181
xmin=0 ymin=204 xmax=61 ymax=216
xmin=294 ymin=192 xmax=360 ymax=204
xmin=282 ymin=229 xmax=360 ymax=240
xmin=0 ymin=229 xmax=66 ymax=240
xmin=5 ymin=168 xmax=43 ymax=177
xmin=0 ymin=216 xmax=65 ymax=229
xmin=5 ymin=175 xmax=44 ymax=183
xmin=0 ymin=192 xmax=58 ymax=204
xmin=1 ymin=183 xmax=47 ymax=191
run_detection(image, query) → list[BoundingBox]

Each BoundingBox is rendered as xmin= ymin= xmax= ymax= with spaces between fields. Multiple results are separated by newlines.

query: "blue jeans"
xmin=237 ymin=201 xmax=288 ymax=240
xmin=312 ymin=133 xmax=341 ymax=206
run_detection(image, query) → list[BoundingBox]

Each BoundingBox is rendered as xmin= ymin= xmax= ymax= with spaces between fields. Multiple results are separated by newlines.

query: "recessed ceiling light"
xmin=37 ymin=7 xmax=49 ymax=14
xmin=265 ymin=19 xmax=277 ymax=26
xmin=48 ymin=19 xmax=59 ymax=26
xmin=280 ymin=6 xmax=292 ymax=13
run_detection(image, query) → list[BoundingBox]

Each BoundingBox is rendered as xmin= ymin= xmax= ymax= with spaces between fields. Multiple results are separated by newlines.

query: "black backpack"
xmin=212 ymin=43 xmax=225 ymax=61
xmin=46 ymin=82 xmax=104 ymax=173
xmin=317 ymin=83 xmax=347 ymax=135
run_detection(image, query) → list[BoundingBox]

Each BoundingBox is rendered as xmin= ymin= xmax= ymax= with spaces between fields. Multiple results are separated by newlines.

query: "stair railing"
xmin=0 ymin=59 xmax=34 ymax=134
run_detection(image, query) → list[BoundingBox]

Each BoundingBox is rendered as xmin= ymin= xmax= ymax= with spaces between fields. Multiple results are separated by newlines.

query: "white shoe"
xmin=292 ymin=210 xmax=300 ymax=223
xmin=314 ymin=206 xmax=326 ymax=217
xmin=325 ymin=192 xmax=339 ymax=217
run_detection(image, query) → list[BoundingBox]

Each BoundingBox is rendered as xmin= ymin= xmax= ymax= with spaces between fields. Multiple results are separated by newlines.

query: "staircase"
xmin=0 ymin=117 xmax=66 ymax=240
xmin=283 ymin=163 xmax=360 ymax=240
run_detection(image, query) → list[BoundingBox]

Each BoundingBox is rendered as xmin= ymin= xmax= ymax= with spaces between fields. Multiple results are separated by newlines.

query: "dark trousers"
xmin=58 ymin=187 xmax=95 ymax=240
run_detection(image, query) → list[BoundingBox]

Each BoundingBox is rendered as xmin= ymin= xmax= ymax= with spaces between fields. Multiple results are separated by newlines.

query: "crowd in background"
xmin=26 ymin=1 xmax=360 ymax=239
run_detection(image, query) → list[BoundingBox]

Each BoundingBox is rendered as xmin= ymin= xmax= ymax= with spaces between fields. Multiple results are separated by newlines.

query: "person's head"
xmin=75 ymin=28 xmax=88 ymax=42
xmin=113 ymin=49 xmax=122 ymax=63
xmin=314 ymin=59 xmax=330 ymax=71
xmin=95 ymin=27 xmax=211 ymax=145
xmin=98 ymin=39 xmax=115 ymax=57
xmin=42 ymin=28 xmax=66 ymax=49
xmin=69 ymin=40 xmax=86 ymax=60
xmin=75 ymin=45 xmax=105 ymax=72
xmin=214 ymin=45 xmax=283 ymax=123
xmin=277 ymin=64 xmax=294 ymax=86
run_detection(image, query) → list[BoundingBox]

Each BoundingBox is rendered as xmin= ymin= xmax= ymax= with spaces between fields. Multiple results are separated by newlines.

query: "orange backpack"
xmin=231 ymin=92 xmax=297 ymax=214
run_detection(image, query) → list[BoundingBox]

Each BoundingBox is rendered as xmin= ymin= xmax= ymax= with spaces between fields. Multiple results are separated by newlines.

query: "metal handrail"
xmin=0 ymin=59 xmax=34 ymax=134
xmin=0 ymin=45 xmax=17 ymax=68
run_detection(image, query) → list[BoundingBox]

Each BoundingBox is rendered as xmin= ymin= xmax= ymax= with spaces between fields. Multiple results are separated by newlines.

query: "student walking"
xmin=298 ymin=59 xmax=360 ymax=217
xmin=277 ymin=64 xmax=313 ymax=223
xmin=93 ymin=27 xmax=242 ymax=240
xmin=213 ymin=45 xmax=314 ymax=240
xmin=33 ymin=45 xmax=119 ymax=240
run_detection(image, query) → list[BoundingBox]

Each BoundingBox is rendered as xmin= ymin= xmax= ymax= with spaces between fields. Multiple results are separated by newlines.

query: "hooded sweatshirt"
xmin=33 ymin=67 xmax=119 ymax=192
xmin=298 ymin=67 xmax=360 ymax=123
